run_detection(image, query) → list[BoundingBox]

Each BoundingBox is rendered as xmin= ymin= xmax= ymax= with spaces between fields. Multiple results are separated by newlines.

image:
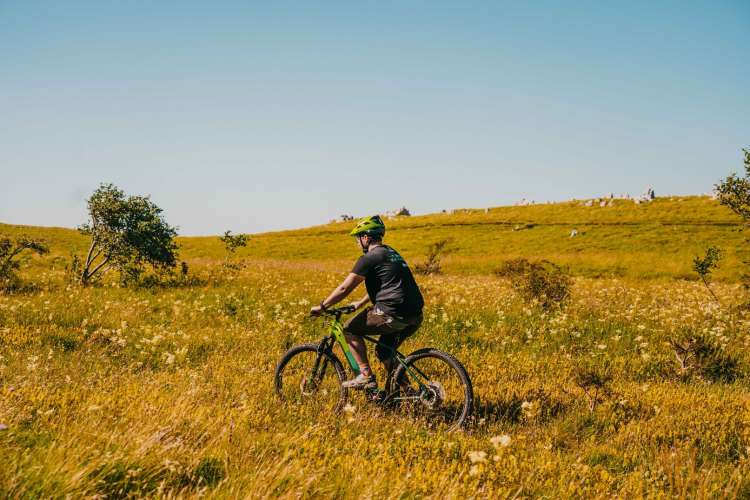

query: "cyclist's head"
xmin=350 ymin=215 xmax=385 ymax=253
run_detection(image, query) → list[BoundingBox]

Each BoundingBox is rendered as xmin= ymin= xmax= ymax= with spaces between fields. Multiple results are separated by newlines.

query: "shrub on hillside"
xmin=119 ymin=260 xmax=204 ymax=289
xmin=668 ymin=331 xmax=742 ymax=383
xmin=572 ymin=362 xmax=613 ymax=413
xmin=414 ymin=239 xmax=451 ymax=275
xmin=0 ymin=235 xmax=49 ymax=292
xmin=496 ymin=258 xmax=572 ymax=310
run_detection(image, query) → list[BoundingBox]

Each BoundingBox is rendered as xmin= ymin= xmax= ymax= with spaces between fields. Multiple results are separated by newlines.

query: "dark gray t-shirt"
xmin=352 ymin=245 xmax=424 ymax=319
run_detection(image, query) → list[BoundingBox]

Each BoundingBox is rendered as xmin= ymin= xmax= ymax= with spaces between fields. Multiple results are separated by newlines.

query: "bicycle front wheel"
xmin=274 ymin=343 xmax=348 ymax=414
xmin=388 ymin=348 xmax=473 ymax=431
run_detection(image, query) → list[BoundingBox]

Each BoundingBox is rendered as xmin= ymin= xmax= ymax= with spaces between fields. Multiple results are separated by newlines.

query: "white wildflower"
xmin=468 ymin=450 xmax=487 ymax=463
xmin=490 ymin=434 xmax=512 ymax=448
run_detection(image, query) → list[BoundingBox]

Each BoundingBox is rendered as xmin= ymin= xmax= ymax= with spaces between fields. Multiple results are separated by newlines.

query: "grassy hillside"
xmin=2 ymin=195 xmax=747 ymax=281
xmin=2 ymin=196 xmax=750 ymax=497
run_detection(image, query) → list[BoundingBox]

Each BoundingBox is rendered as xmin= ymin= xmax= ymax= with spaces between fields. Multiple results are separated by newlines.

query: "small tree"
xmin=219 ymin=230 xmax=248 ymax=258
xmin=78 ymin=184 xmax=178 ymax=285
xmin=692 ymin=247 xmax=722 ymax=303
xmin=715 ymin=148 xmax=750 ymax=289
xmin=219 ymin=230 xmax=248 ymax=273
xmin=715 ymin=148 xmax=750 ymax=221
xmin=0 ymin=235 xmax=49 ymax=291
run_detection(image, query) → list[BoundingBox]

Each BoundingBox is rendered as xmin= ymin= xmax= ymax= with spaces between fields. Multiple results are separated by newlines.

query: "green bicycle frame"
xmin=329 ymin=317 xmax=361 ymax=375
xmin=325 ymin=313 xmax=431 ymax=393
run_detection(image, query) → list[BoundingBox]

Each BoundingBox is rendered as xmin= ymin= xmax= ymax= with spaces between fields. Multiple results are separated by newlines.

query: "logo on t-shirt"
xmin=387 ymin=248 xmax=409 ymax=267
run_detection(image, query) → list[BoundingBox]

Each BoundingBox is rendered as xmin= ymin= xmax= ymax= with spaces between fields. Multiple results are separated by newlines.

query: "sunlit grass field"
xmin=2 ymin=196 xmax=750 ymax=497
xmin=4 ymin=196 xmax=746 ymax=281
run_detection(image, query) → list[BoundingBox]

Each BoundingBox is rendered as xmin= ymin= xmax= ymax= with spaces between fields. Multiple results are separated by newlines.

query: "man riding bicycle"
xmin=310 ymin=215 xmax=424 ymax=390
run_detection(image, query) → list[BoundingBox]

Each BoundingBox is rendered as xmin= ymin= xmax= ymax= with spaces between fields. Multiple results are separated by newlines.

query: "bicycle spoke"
xmin=396 ymin=354 xmax=469 ymax=430
xmin=277 ymin=349 xmax=344 ymax=414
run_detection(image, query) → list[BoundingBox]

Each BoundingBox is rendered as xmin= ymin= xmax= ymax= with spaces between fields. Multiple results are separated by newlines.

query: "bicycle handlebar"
xmin=321 ymin=305 xmax=356 ymax=316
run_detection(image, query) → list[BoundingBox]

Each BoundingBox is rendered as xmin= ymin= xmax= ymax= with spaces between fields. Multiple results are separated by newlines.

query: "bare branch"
xmin=87 ymin=255 xmax=111 ymax=281
xmin=84 ymin=237 xmax=97 ymax=268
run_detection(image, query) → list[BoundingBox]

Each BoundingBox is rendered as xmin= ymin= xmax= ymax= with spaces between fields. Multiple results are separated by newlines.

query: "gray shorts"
xmin=343 ymin=306 xmax=423 ymax=361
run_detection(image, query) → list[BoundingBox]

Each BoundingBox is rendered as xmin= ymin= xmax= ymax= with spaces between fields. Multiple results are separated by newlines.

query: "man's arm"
xmin=310 ymin=273 xmax=365 ymax=315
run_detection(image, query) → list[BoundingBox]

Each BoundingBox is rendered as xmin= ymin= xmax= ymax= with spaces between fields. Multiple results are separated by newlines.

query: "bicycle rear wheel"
xmin=274 ymin=343 xmax=348 ymax=414
xmin=387 ymin=348 xmax=473 ymax=431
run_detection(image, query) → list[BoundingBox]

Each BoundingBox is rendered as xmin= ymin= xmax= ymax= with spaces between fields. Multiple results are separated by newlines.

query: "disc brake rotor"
xmin=420 ymin=381 xmax=446 ymax=409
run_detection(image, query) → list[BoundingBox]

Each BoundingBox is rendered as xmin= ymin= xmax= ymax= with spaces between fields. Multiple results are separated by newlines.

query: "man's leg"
xmin=345 ymin=332 xmax=372 ymax=377
xmin=376 ymin=316 xmax=422 ymax=388
xmin=341 ymin=308 xmax=380 ymax=389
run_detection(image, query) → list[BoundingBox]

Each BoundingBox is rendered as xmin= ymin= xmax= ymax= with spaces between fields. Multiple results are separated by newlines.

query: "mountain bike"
xmin=274 ymin=305 xmax=473 ymax=431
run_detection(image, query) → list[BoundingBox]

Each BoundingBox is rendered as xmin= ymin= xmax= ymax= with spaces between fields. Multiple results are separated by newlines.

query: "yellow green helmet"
xmin=349 ymin=215 xmax=385 ymax=237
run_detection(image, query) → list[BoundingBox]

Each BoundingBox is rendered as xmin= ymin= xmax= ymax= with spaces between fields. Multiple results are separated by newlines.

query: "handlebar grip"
xmin=319 ymin=305 xmax=357 ymax=315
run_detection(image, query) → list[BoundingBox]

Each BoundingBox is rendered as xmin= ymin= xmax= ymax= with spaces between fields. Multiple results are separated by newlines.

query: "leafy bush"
xmin=120 ymin=260 xmax=205 ymax=289
xmin=572 ymin=362 xmax=613 ymax=413
xmin=0 ymin=235 xmax=49 ymax=292
xmin=496 ymin=258 xmax=572 ymax=309
xmin=668 ymin=332 xmax=742 ymax=383
xmin=193 ymin=457 xmax=225 ymax=486
xmin=91 ymin=460 xmax=165 ymax=498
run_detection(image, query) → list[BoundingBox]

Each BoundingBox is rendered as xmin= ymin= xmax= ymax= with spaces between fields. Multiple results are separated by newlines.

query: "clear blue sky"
xmin=1 ymin=1 xmax=748 ymax=235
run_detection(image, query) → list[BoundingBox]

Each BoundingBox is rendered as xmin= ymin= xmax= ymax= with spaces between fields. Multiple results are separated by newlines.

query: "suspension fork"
xmin=306 ymin=337 xmax=334 ymax=386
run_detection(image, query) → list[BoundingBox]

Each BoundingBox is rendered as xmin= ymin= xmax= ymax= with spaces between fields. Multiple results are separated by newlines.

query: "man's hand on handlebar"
xmin=309 ymin=303 xmax=357 ymax=317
